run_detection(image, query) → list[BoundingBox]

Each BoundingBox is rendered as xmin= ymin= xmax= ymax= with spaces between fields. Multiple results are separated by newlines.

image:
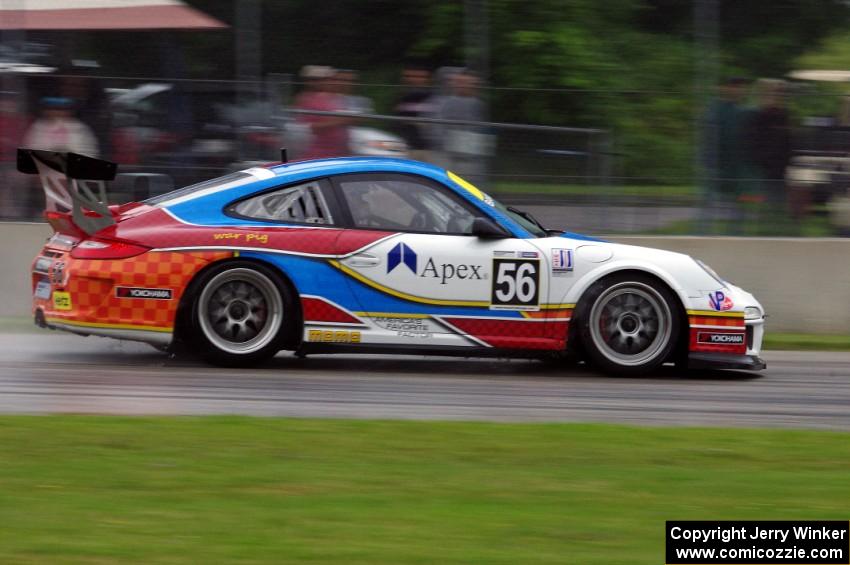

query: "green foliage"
xmin=82 ymin=0 xmax=850 ymax=183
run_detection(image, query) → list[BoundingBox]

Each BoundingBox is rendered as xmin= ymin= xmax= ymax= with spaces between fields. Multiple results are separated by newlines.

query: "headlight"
xmin=695 ymin=259 xmax=726 ymax=285
xmin=744 ymin=306 xmax=763 ymax=320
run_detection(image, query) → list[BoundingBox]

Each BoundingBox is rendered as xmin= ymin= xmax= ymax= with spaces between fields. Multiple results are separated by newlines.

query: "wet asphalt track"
xmin=0 ymin=331 xmax=848 ymax=430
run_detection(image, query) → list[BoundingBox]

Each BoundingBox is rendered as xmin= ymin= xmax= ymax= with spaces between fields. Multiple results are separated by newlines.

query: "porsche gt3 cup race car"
xmin=21 ymin=148 xmax=766 ymax=375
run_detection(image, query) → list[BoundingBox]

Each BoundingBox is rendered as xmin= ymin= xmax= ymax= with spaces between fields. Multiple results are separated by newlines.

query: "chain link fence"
xmin=2 ymin=71 xmax=850 ymax=236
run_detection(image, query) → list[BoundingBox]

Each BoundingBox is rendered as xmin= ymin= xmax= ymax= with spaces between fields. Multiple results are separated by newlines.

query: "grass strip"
xmin=0 ymin=417 xmax=848 ymax=564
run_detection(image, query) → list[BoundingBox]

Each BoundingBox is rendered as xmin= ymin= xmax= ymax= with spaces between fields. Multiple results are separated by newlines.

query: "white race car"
xmin=24 ymin=150 xmax=765 ymax=375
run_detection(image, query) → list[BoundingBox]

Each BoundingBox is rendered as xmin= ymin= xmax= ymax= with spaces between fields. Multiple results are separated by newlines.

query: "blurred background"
xmin=3 ymin=0 xmax=850 ymax=237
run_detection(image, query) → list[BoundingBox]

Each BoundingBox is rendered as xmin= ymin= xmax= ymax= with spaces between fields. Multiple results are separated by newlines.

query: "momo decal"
xmin=115 ymin=287 xmax=174 ymax=300
xmin=308 ymin=329 xmax=361 ymax=343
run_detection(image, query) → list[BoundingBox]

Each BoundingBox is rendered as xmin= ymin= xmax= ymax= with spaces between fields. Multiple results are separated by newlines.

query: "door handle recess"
xmin=348 ymin=254 xmax=381 ymax=268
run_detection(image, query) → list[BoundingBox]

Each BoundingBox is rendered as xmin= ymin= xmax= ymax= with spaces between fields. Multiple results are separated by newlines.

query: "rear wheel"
xmin=189 ymin=262 xmax=293 ymax=366
xmin=577 ymin=273 xmax=681 ymax=375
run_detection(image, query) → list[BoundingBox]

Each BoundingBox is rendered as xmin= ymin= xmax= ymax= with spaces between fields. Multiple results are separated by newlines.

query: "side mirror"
xmin=471 ymin=217 xmax=510 ymax=239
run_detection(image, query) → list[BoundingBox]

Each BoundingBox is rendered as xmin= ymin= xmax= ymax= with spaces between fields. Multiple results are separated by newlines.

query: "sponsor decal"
xmin=420 ymin=258 xmax=484 ymax=285
xmin=33 ymin=256 xmax=53 ymax=275
xmin=212 ymin=232 xmax=269 ymax=244
xmin=388 ymin=243 xmax=485 ymax=285
xmin=552 ymin=248 xmax=574 ymax=272
xmin=53 ymin=291 xmax=72 ymax=310
xmin=708 ymin=290 xmax=734 ymax=311
xmin=387 ymin=242 xmax=417 ymax=274
xmin=491 ymin=258 xmax=540 ymax=310
xmin=34 ymin=280 xmax=51 ymax=300
xmin=308 ymin=329 xmax=361 ymax=343
xmin=697 ymin=332 xmax=745 ymax=345
xmin=51 ymin=261 xmax=66 ymax=285
xmin=115 ymin=287 xmax=173 ymax=300
xmin=373 ymin=316 xmax=433 ymax=339
xmin=493 ymin=250 xmax=515 ymax=257
xmin=520 ymin=251 xmax=539 ymax=258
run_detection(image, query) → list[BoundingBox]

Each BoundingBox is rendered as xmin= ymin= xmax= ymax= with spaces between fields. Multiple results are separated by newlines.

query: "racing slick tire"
xmin=576 ymin=272 xmax=682 ymax=376
xmin=187 ymin=261 xmax=295 ymax=366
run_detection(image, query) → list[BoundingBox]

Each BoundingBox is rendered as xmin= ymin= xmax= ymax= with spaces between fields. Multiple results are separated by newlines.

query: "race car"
xmin=21 ymin=148 xmax=766 ymax=375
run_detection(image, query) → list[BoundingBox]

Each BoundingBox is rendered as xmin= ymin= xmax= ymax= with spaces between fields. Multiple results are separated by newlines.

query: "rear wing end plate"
xmin=17 ymin=149 xmax=118 ymax=236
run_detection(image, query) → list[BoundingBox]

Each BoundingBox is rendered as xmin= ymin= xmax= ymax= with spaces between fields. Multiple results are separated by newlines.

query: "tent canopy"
xmin=0 ymin=0 xmax=227 ymax=30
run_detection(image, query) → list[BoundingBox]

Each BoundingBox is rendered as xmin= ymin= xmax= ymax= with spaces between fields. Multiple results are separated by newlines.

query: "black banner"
xmin=666 ymin=521 xmax=849 ymax=564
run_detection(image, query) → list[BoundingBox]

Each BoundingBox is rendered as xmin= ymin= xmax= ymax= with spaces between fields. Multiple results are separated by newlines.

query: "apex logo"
xmin=387 ymin=242 xmax=417 ymax=274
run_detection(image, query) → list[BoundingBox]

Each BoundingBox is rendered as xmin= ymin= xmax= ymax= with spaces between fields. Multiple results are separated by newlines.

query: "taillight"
xmin=70 ymin=238 xmax=150 ymax=260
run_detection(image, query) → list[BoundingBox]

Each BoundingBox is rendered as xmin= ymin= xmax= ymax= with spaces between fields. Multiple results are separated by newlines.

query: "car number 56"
xmin=491 ymin=258 xmax=540 ymax=308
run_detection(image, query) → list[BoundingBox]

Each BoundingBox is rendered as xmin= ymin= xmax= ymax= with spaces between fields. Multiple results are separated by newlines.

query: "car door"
xmin=330 ymin=173 xmax=560 ymax=349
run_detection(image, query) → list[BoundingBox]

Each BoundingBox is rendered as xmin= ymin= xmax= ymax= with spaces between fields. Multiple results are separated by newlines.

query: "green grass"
xmin=763 ymin=332 xmax=850 ymax=351
xmin=0 ymin=417 xmax=848 ymax=564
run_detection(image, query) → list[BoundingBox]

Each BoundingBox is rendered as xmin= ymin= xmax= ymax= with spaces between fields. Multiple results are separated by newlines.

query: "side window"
xmin=337 ymin=176 xmax=478 ymax=234
xmin=230 ymin=180 xmax=334 ymax=224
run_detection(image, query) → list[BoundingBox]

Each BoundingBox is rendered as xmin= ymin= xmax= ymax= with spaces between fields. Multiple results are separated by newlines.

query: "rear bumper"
xmin=688 ymin=352 xmax=766 ymax=371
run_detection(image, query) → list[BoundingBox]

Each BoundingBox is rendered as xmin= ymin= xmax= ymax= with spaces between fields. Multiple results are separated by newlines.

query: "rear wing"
xmin=17 ymin=149 xmax=118 ymax=236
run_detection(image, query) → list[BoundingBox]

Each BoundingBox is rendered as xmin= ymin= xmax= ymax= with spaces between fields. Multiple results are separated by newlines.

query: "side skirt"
xmin=296 ymin=342 xmax=560 ymax=360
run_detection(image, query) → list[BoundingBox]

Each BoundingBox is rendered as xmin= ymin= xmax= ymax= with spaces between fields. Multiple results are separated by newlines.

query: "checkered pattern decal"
xmin=301 ymin=296 xmax=363 ymax=325
xmin=441 ymin=317 xmax=569 ymax=350
xmin=34 ymin=250 xmax=232 ymax=330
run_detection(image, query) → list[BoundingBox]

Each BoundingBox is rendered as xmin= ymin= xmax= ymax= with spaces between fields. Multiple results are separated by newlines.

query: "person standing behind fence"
xmin=437 ymin=69 xmax=488 ymax=182
xmin=20 ymin=96 xmax=99 ymax=219
xmin=0 ymin=91 xmax=28 ymax=218
xmin=23 ymin=97 xmax=99 ymax=157
xmin=394 ymin=64 xmax=436 ymax=163
xmin=748 ymin=78 xmax=792 ymax=233
xmin=294 ymin=65 xmax=352 ymax=160
xmin=698 ymin=77 xmax=750 ymax=235
xmin=335 ymin=69 xmax=374 ymax=115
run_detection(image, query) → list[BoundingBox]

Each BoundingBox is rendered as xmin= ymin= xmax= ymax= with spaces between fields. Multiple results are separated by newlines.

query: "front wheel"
xmin=577 ymin=274 xmax=681 ymax=376
xmin=188 ymin=262 xmax=292 ymax=366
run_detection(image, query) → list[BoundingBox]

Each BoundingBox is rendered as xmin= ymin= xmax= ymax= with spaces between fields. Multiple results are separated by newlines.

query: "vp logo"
xmin=387 ymin=242 xmax=417 ymax=274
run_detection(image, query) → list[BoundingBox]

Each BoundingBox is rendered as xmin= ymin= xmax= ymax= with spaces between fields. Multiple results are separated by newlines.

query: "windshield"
xmin=447 ymin=171 xmax=549 ymax=237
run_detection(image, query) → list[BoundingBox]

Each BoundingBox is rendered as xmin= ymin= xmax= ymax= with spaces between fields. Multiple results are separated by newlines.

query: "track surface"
xmin=0 ymin=331 xmax=848 ymax=430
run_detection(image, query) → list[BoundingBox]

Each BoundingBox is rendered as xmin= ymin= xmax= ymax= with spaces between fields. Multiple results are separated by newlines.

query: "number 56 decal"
xmin=491 ymin=258 xmax=540 ymax=310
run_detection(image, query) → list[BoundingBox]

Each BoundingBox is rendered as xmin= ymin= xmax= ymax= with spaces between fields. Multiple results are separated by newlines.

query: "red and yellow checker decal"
xmin=301 ymin=296 xmax=364 ymax=325
xmin=38 ymin=250 xmax=233 ymax=332
xmin=686 ymin=309 xmax=746 ymax=354
xmin=440 ymin=317 xmax=568 ymax=350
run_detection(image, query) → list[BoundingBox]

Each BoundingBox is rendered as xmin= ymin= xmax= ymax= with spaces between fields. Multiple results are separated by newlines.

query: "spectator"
xmin=335 ymin=69 xmax=373 ymax=115
xmin=0 ymin=91 xmax=28 ymax=218
xmin=697 ymin=76 xmax=750 ymax=235
xmin=293 ymin=65 xmax=352 ymax=159
xmin=394 ymin=64 xmax=436 ymax=163
xmin=748 ymin=78 xmax=792 ymax=232
xmin=437 ymin=69 xmax=489 ymax=182
xmin=23 ymin=96 xmax=99 ymax=157
xmin=19 ymin=96 xmax=99 ymax=219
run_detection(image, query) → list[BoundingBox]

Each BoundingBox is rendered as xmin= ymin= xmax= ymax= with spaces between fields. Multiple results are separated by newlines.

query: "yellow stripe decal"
xmin=687 ymin=309 xmax=745 ymax=318
xmin=334 ymin=261 xmax=578 ymax=311
xmin=541 ymin=303 xmax=576 ymax=310
xmin=45 ymin=317 xmax=173 ymax=333
xmin=330 ymin=260 xmax=491 ymax=307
